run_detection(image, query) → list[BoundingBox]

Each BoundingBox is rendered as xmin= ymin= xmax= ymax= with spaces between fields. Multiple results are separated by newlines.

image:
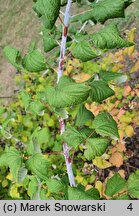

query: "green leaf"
xmin=127 ymin=170 xmax=139 ymax=198
xmin=27 ymin=177 xmax=41 ymax=200
xmin=89 ymin=80 xmax=115 ymax=102
xmin=92 ymin=0 xmax=125 ymax=24
xmin=84 ymin=138 xmax=109 ymax=160
xmin=27 ymin=101 xmax=45 ymax=116
xmin=71 ymin=10 xmax=96 ymax=23
xmin=75 ymin=104 xmax=94 ymax=126
xmin=27 ymin=128 xmax=42 ymax=155
xmin=71 ymin=0 xmax=131 ymax=24
xmin=22 ymin=49 xmax=46 ymax=72
xmin=105 ymin=173 xmax=126 ymax=197
xmin=62 ymin=126 xmax=86 ymax=148
xmin=72 ymin=41 xmax=98 ymax=62
xmin=99 ymin=71 xmax=123 ymax=82
xmin=26 ymin=153 xmax=50 ymax=180
xmin=20 ymin=91 xmax=31 ymax=110
xmin=46 ymin=76 xmax=90 ymax=108
xmin=17 ymin=166 xmax=28 ymax=183
xmin=80 ymin=128 xmax=98 ymax=139
xmin=93 ymin=112 xmax=119 ymax=139
xmin=33 ymin=0 xmax=61 ymax=29
xmin=68 ymin=187 xmax=99 ymax=200
xmin=43 ymin=29 xmax=58 ymax=52
xmin=112 ymin=194 xmax=130 ymax=200
xmin=35 ymin=127 xmax=51 ymax=145
xmin=92 ymin=24 xmax=134 ymax=49
xmin=0 ymin=147 xmax=23 ymax=182
xmin=54 ymin=108 xmax=68 ymax=119
xmin=3 ymin=46 xmax=22 ymax=70
xmin=46 ymin=179 xmax=66 ymax=193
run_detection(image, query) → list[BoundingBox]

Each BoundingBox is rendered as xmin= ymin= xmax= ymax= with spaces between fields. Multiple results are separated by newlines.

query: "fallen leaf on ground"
xmin=109 ymin=152 xmax=123 ymax=167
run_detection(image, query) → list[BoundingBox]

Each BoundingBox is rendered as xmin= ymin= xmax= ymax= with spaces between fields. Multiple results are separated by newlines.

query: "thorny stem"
xmin=57 ymin=0 xmax=76 ymax=187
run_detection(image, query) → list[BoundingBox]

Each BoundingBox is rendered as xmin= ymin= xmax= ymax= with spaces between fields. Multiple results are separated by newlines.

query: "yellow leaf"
xmin=125 ymin=125 xmax=134 ymax=137
xmin=75 ymin=175 xmax=84 ymax=184
xmin=6 ymin=172 xmax=13 ymax=181
xmin=93 ymin=157 xmax=112 ymax=169
xmin=131 ymin=60 xmax=139 ymax=73
xmin=72 ymin=73 xmax=91 ymax=83
xmin=95 ymin=181 xmax=103 ymax=197
xmin=128 ymin=28 xmax=136 ymax=42
xmin=10 ymin=184 xmax=20 ymax=199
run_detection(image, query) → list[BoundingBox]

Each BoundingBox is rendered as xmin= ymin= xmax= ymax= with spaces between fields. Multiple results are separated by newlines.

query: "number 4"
xmin=127 ymin=203 xmax=133 ymax=211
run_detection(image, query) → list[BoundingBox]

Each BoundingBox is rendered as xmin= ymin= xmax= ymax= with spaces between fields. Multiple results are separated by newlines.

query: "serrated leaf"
xmin=75 ymin=104 xmax=94 ymax=126
xmin=10 ymin=183 xmax=20 ymax=199
xmin=20 ymin=91 xmax=31 ymax=110
xmin=89 ymin=80 xmax=115 ymax=102
xmin=105 ymin=173 xmax=126 ymax=197
xmin=112 ymin=194 xmax=130 ymax=200
xmin=92 ymin=0 xmax=125 ymax=24
xmin=46 ymin=179 xmax=66 ymax=193
xmin=71 ymin=10 xmax=96 ymax=23
xmin=46 ymin=76 xmax=90 ymax=108
xmin=93 ymin=157 xmax=112 ymax=169
xmin=84 ymin=138 xmax=109 ymax=160
xmin=93 ymin=112 xmax=119 ymax=139
xmin=99 ymin=71 xmax=123 ymax=82
xmin=27 ymin=128 xmax=42 ymax=155
xmin=27 ymin=101 xmax=45 ymax=116
xmin=35 ymin=127 xmax=51 ymax=145
xmin=68 ymin=187 xmax=99 ymax=200
xmin=27 ymin=177 xmax=41 ymax=200
xmin=17 ymin=166 xmax=28 ymax=183
xmin=33 ymin=0 xmax=61 ymax=29
xmin=79 ymin=128 xmax=98 ymax=138
xmin=71 ymin=0 xmax=131 ymax=24
xmin=92 ymin=24 xmax=134 ymax=49
xmin=26 ymin=153 xmax=50 ymax=180
xmin=0 ymin=147 xmax=23 ymax=182
xmin=72 ymin=41 xmax=98 ymax=62
xmin=62 ymin=126 xmax=86 ymax=148
xmin=3 ymin=46 xmax=22 ymax=70
xmin=54 ymin=108 xmax=69 ymax=119
xmin=22 ymin=49 xmax=46 ymax=72
xmin=127 ymin=170 xmax=139 ymax=198
xmin=43 ymin=29 xmax=58 ymax=52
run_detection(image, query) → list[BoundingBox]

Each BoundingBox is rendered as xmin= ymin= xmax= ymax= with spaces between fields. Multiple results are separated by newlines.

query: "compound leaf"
xmin=93 ymin=112 xmax=119 ymax=139
xmin=68 ymin=187 xmax=99 ymax=200
xmin=26 ymin=153 xmax=50 ymax=180
xmin=0 ymin=147 xmax=23 ymax=183
xmin=92 ymin=24 xmax=134 ymax=49
xmin=89 ymin=80 xmax=115 ymax=102
xmin=62 ymin=126 xmax=86 ymax=148
xmin=43 ymin=29 xmax=58 ymax=52
xmin=46 ymin=76 xmax=90 ymax=108
xmin=105 ymin=173 xmax=126 ymax=197
xmin=72 ymin=41 xmax=98 ymax=62
xmin=22 ymin=49 xmax=46 ymax=72
xmin=33 ymin=0 xmax=61 ymax=29
xmin=84 ymin=138 xmax=109 ymax=160
xmin=3 ymin=46 xmax=22 ymax=70
xmin=75 ymin=104 xmax=94 ymax=126
xmin=46 ymin=179 xmax=66 ymax=193
xmin=99 ymin=71 xmax=123 ymax=82
xmin=127 ymin=170 xmax=139 ymax=198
